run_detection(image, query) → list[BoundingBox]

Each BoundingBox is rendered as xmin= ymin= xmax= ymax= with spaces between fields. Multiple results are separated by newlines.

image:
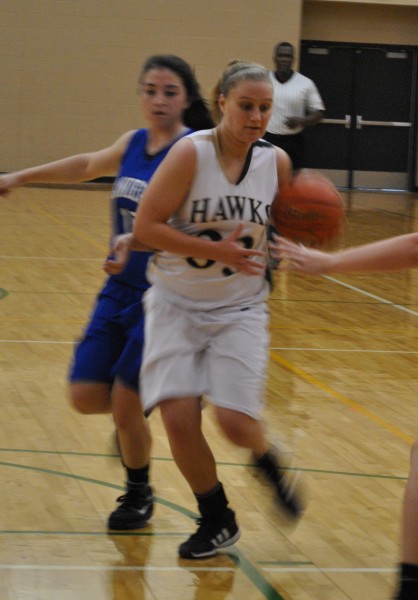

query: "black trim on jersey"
xmin=236 ymin=140 xmax=273 ymax=185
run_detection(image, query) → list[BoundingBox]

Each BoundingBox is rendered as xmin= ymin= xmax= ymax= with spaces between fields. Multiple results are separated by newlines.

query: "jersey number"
xmin=186 ymin=229 xmax=254 ymax=277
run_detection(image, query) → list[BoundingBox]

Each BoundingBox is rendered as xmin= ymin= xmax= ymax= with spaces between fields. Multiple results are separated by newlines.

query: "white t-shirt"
xmin=267 ymin=70 xmax=325 ymax=135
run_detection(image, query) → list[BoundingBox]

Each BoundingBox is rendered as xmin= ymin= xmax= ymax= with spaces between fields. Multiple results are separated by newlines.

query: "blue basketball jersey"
xmin=108 ymin=127 xmax=192 ymax=289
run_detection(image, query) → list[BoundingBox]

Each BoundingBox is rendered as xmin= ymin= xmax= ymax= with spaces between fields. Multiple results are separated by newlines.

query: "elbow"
xmin=133 ymin=222 xmax=154 ymax=249
xmin=133 ymin=230 xmax=147 ymax=247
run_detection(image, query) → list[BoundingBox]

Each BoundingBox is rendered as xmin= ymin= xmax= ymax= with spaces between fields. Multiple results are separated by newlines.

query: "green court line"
xmin=257 ymin=561 xmax=314 ymax=566
xmin=0 ymin=460 xmax=285 ymax=600
xmin=0 ymin=288 xmax=8 ymax=300
xmin=0 ymin=449 xmax=407 ymax=481
xmin=0 ymin=530 xmax=182 ymax=537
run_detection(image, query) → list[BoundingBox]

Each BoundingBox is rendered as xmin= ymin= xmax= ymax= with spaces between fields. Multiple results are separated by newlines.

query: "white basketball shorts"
xmin=140 ymin=287 xmax=270 ymax=419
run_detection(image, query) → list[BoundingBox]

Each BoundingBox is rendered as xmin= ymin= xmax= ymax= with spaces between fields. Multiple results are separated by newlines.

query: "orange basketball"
xmin=270 ymin=169 xmax=345 ymax=247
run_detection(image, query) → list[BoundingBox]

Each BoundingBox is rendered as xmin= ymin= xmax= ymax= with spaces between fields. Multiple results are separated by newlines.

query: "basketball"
xmin=270 ymin=170 xmax=344 ymax=247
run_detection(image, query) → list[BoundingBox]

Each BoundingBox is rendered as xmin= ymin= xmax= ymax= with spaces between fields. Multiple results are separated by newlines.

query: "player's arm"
xmin=303 ymin=109 xmax=324 ymax=127
xmin=103 ymin=233 xmax=155 ymax=275
xmin=303 ymin=81 xmax=325 ymax=126
xmin=285 ymin=110 xmax=324 ymax=130
xmin=0 ymin=130 xmax=136 ymax=195
xmin=133 ymin=138 xmax=264 ymax=275
xmin=274 ymin=233 xmax=418 ymax=275
xmin=267 ymin=147 xmax=292 ymax=238
xmin=275 ymin=147 xmax=292 ymax=192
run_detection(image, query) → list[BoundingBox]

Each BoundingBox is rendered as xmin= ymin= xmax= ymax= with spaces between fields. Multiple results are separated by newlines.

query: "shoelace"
xmin=189 ymin=517 xmax=216 ymax=540
xmin=116 ymin=488 xmax=151 ymax=505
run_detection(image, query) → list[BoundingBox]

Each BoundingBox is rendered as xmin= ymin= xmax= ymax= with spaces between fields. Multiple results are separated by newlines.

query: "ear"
xmin=218 ymin=93 xmax=226 ymax=114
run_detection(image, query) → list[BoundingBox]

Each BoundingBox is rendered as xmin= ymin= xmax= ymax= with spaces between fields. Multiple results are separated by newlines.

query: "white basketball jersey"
xmin=146 ymin=129 xmax=278 ymax=310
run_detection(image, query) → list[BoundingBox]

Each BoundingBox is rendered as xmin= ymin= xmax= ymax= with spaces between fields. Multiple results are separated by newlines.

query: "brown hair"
xmin=210 ymin=60 xmax=272 ymax=123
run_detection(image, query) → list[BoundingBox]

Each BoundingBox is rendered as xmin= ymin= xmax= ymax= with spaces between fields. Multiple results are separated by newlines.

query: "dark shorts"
xmin=68 ymin=280 xmax=146 ymax=391
xmin=263 ymin=131 xmax=305 ymax=170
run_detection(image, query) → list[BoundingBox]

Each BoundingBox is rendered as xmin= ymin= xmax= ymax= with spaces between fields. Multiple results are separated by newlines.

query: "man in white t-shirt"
xmin=264 ymin=41 xmax=325 ymax=170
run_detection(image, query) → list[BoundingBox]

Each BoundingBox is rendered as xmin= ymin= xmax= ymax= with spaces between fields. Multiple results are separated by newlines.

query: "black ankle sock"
xmin=126 ymin=464 xmax=149 ymax=487
xmin=196 ymin=482 xmax=229 ymax=518
xmin=394 ymin=563 xmax=418 ymax=599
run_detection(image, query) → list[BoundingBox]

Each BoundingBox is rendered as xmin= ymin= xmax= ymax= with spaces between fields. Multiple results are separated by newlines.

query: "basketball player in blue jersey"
xmin=0 ymin=55 xmax=214 ymax=531
xmin=111 ymin=61 xmax=305 ymax=559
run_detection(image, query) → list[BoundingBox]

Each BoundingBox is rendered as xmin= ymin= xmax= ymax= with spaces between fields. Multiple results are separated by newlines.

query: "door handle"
xmin=356 ymin=115 xmax=411 ymax=129
xmin=322 ymin=115 xmax=351 ymax=128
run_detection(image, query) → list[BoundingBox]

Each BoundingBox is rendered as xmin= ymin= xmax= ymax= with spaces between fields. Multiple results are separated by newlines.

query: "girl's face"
xmin=139 ymin=67 xmax=190 ymax=129
xmin=219 ymin=79 xmax=273 ymax=143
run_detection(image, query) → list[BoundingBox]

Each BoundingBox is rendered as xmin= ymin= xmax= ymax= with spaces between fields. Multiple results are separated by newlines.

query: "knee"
xmin=160 ymin=399 xmax=201 ymax=439
xmin=69 ymin=389 xmax=91 ymax=414
xmin=410 ymin=438 xmax=418 ymax=465
xmin=68 ymin=383 xmax=111 ymax=415
xmin=216 ymin=409 xmax=252 ymax=447
xmin=112 ymin=399 xmax=143 ymax=432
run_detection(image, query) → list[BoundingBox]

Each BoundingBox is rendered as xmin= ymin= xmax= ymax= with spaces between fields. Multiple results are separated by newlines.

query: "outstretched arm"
xmin=0 ymin=130 xmax=135 ymax=195
xmin=271 ymin=233 xmax=418 ymax=275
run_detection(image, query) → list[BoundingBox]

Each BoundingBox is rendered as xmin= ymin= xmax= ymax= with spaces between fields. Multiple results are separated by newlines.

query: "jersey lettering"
xmin=186 ymin=229 xmax=255 ymax=277
xmin=190 ymin=196 xmax=269 ymax=224
xmin=111 ymin=177 xmax=147 ymax=203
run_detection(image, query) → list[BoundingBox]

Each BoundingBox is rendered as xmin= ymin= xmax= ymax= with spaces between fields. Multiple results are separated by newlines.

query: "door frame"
xmin=301 ymin=40 xmax=418 ymax=193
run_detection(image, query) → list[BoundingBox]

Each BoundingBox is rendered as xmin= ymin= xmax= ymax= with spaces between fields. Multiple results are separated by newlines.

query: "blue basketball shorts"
xmin=68 ymin=281 xmax=146 ymax=391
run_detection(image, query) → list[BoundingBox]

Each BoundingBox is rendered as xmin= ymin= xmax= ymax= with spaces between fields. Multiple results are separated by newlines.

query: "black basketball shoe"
xmin=254 ymin=446 xmax=304 ymax=520
xmin=178 ymin=508 xmax=240 ymax=559
xmin=107 ymin=483 xmax=154 ymax=530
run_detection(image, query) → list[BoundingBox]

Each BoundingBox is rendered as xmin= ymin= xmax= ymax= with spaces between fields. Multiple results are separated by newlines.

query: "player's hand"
xmin=104 ymin=233 xmax=132 ymax=275
xmin=284 ymin=116 xmax=304 ymax=129
xmin=0 ymin=173 xmax=22 ymax=196
xmin=217 ymin=223 xmax=265 ymax=276
xmin=270 ymin=235 xmax=331 ymax=275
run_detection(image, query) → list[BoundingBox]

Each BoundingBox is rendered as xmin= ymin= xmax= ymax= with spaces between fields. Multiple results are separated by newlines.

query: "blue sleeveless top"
xmin=107 ymin=127 xmax=191 ymax=290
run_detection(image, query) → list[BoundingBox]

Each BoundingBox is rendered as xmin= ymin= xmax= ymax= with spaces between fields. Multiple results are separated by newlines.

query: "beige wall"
xmin=0 ymin=0 xmax=302 ymax=172
xmin=308 ymin=0 xmax=418 ymax=5
xmin=302 ymin=1 xmax=418 ymax=43
xmin=1 ymin=1 xmax=416 ymax=173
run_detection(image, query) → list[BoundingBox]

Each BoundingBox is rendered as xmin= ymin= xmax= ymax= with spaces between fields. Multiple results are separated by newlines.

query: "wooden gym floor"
xmin=1 ymin=185 xmax=418 ymax=599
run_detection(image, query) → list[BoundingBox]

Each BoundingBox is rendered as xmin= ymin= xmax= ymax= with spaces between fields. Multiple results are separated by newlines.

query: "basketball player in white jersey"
xmin=126 ymin=61 xmax=304 ymax=559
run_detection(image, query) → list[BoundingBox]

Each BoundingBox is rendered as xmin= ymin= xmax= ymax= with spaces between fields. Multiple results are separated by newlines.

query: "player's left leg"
xmin=107 ymin=380 xmax=153 ymax=530
xmin=216 ymin=408 xmax=304 ymax=520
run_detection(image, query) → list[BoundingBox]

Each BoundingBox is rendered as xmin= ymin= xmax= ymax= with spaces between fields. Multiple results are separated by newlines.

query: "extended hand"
xmin=0 ymin=173 xmax=22 ymax=196
xmin=269 ymin=235 xmax=331 ymax=275
xmin=218 ymin=223 xmax=265 ymax=276
xmin=104 ymin=233 xmax=132 ymax=275
xmin=284 ymin=116 xmax=304 ymax=129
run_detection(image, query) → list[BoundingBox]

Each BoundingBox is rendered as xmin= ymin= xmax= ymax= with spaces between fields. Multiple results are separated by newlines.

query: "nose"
xmin=250 ymin=108 xmax=262 ymax=121
xmin=152 ymin=90 xmax=167 ymax=104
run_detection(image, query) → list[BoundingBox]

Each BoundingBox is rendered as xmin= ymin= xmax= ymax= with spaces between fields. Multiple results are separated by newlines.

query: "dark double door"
xmin=300 ymin=41 xmax=417 ymax=191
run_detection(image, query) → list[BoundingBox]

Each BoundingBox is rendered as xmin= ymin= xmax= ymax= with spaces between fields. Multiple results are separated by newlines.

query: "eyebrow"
xmin=238 ymin=95 xmax=273 ymax=101
xmin=142 ymin=82 xmax=180 ymax=89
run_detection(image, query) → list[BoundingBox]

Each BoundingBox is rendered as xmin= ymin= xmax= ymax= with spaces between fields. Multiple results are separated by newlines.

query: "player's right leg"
xmin=160 ymin=397 xmax=240 ymax=559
